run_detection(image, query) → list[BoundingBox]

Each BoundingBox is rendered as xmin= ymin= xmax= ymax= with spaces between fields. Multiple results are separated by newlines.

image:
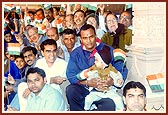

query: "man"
xmin=18 ymin=27 xmax=48 ymax=57
xmin=35 ymin=39 xmax=68 ymax=109
xmin=35 ymin=39 xmax=67 ymax=93
xmin=122 ymin=81 xmax=147 ymax=111
xmin=7 ymin=46 xmax=39 ymax=111
xmin=46 ymin=27 xmax=64 ymax=59
xmin=8 ymin=67 xmax=66 ymax=111
xmin=119 ymin=11 xmax=133 ymax=30
xmin=43 ymin=7 xmax=56 ymax=28
xmin=66 ymin=24 xmax=128 ymax=111
xmin=73 ymin=10 xmax=86 ymax=36
xmin=61 ymin=28 xmax=80 ymax=62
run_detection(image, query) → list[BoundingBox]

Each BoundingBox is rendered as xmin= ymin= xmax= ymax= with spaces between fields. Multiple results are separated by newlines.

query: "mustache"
xmin=26 ymin=60 xmax=32 ymax=63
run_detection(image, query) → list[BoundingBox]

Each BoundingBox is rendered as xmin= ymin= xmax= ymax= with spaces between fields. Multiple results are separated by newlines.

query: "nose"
xmin=134 ymin=96 xmax=139 ymax=102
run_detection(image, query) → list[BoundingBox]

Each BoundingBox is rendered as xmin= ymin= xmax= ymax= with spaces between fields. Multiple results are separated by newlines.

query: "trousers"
xmin=66 ymin=84 xmax=116 ymax=111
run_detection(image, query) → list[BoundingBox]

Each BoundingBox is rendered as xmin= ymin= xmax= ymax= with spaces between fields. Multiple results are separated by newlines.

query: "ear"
xmin=61 ymin=36 xmax=65 ymax=45
xmin=75 ymin=36 xmax=78 ymax=42
xmin=123 ymin=96 xmax=126 ymax=105
xmin=41 ymin=50 xmax=44 ymax=57
xmin=44 ymin=77 xmax=47 ymax=83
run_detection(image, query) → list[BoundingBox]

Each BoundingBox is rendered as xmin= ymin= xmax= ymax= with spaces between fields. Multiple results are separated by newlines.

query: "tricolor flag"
xmin=4 ymin=19 xmax=10 ymax=28
xmin=7 ymin=43 xmax=21 ymax=55
xmin=16 ymin=5 xmax=21 ymax=15
xmin=146 ymin=73 xmax=164 ymax=92
xmin=36 ymin=23 xmax=46 ymax=34
xmin=81 ymin=4 xmax=97 ymax=11
xmin=41 ymin=4 xmax=52 ymax=10
xmin=4 ymin=4 xmax=16 ymax=12
xmin=25 ymin=14 xmax=31 ymax=26
xmin=60 ymin=4 xmax=67 ymax=11
xmin=34 ymin=16 xmax=43 ymax=24
xmin=56 ymin=18 xmax=63 ymax=34
xmin=113 ymin=48 xmax=126 ymax=63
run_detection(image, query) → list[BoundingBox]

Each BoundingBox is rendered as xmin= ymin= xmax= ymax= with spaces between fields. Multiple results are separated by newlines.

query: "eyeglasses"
xmin=106 ymin=19 xmax=117 ymax=24
xmin=120 ymin=16 xmax=131 ymax=20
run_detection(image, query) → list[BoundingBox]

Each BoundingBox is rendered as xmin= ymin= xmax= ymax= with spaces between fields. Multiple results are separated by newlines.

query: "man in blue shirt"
xmin=7 ymin=67 xmax=66 ymax=111
xmin=66 ymin=24 xmax=128 ymax=111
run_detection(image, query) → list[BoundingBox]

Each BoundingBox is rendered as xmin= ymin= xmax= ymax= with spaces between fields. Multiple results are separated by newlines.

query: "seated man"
xmin=7 ymin=67 xmax=67 ymax=111
xmin=122 ymin=81 xmax=147 ymax=111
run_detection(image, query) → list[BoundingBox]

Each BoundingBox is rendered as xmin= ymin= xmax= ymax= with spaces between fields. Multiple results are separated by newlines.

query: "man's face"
xmin=46 ymin=29 xmax=59 ymax=41
xmin=74 ymin=11 xmax=85 ymax=26
xmin=23 ymin=50 xmax=37 ymax=66
xmin=119 ymin=12 xmax=132 ymax=28
xmin=42 ymin=45 xmax=57 ymax=65
xmin=44 ymin=9 xmax=53 ymax=22
xmin=80 ymin=28 xmax=96 ymax=51
xmin=27 ymin=73 xmax=45 ymax=96
xmin=106 ymin=14 xmax=118 ymax=33
xmin=28 ymin=28 xmax=39 ymax=43
xmin=65 ymin=15 xmax=74 ymax=29
xmin=123 ymin=88 xmax=147 ymax=111
xmin=62 ymin=34 xmax=76 ymax=51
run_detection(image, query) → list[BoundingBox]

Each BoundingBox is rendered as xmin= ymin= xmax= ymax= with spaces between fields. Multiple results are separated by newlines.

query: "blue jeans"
xmin=66 ymin=84 xmax=116 ymax=111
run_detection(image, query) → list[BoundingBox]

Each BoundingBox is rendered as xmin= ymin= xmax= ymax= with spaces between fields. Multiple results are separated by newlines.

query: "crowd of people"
xmin=3 ymin=3 xmax=148 ymax=112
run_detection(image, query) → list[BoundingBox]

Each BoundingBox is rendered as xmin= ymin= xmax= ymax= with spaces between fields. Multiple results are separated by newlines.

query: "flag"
xmin=7 ymin=43 xmax=21 ymax=55
xmin=56 ymin=18 xmax=63 ymax=34
xmin=4 ymin=19 xmax=10 ymax=28
xmin=34 ymin=16 xmax=43 ymax=24
xmin=25 ymin=14 xmax=31 ymax=25
xmin=16 ymin=5 xmax=21 ymax=15
xmin=36 ymin=23 xmax=46 ymax=34
xmin=41 ymin=4 xmax=52 ymax=10
xmin=146 ymin=73 xmax=164 ymax=92
xmin=81 ymin=4 xmax=97 ymax=11
xmin=4 ymin=4 xmax=16 ymax=12
xmin=113 ymin=48 xmax=126 ymax=63
xmin=60 ymin=4 xmax=67 ymax=11
xmin=88 ymin=4 xmax=97 ymax=11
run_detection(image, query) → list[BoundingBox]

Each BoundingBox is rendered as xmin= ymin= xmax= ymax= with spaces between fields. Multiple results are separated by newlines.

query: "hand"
xmin=7 ymin=105 xmax=18 ymax=111
xmin=87 ymin=77 xmax=100 ymax=88
xmin=7 ymin=74 xmax=15 ymax=85
xmin=14 ymin=34 xmax=23 ymax=45
xmin=22 ymin=88 xmax=31 ymax=99
xmin=50 ymin=76 xmax=67 ymax=85
xmin=96 ymin=76 xmax=114 ymax=92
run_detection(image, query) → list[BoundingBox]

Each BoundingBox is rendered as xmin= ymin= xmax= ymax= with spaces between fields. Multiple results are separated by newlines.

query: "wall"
xmin=125 ymin=2 xmax=166 ymax=111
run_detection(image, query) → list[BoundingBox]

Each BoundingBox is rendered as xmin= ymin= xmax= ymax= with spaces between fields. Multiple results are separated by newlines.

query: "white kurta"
xmin=35 ymin=57 xmax=67 ymax=94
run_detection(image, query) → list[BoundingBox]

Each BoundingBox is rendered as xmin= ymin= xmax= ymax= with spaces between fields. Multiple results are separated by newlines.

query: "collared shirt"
xmin=25 ymin=84 xmax=67 ymax=111
xmin=61 ymin=41 xmax=81 ymax=62
xmin=35 ymin=57 xmax=67 ymax=94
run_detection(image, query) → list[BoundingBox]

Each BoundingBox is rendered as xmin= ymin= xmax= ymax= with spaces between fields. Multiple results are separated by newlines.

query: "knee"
xmin=99 ymin=98 xmax=116 ymax=111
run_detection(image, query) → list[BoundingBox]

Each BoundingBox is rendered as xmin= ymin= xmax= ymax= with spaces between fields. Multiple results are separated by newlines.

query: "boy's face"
xmin=94 ymin=56 xmax=105 ymax=69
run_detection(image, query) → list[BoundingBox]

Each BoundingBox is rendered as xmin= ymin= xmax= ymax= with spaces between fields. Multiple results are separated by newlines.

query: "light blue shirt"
xmin=25 ymin=84 xmax=67 ymax=111
xmin=61 ymin=41 xmax=81 ymax=62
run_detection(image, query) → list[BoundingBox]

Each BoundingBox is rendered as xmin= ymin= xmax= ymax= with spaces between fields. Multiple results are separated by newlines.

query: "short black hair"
xmin=79 ymin=24 xmax=96 ymax=37
xmin=22 ymin=46 xmax=37 ymax=56
xmin=123 ymin=81 xmax=146 ymax=97
xmin=74 ymin=9 xmax=86 ymax=17
xmin=26 ymin=67 xmax=46 ymax=81
xmin=40 ymin=39 xmax=57 ymax=51
xmin=61 ymin=28 xmax=76 ymax=37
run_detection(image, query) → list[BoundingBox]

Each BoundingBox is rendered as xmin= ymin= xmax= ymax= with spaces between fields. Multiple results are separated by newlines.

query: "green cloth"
xmin=101 ymin=28 xmax=132 ymax=51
